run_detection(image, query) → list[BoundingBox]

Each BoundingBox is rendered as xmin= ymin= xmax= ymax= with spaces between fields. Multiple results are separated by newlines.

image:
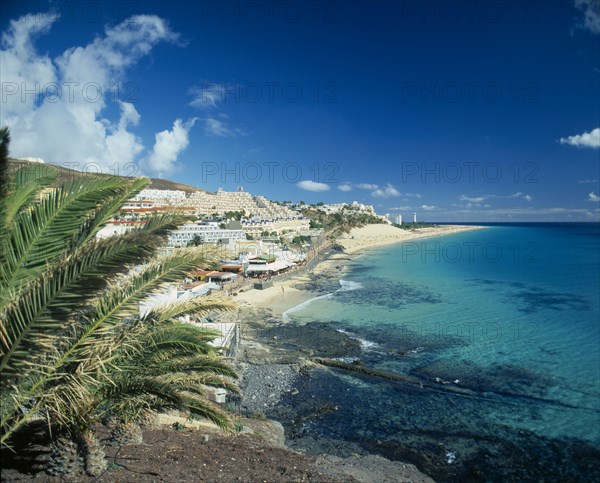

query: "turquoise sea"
xmin=277 ymin=223 xmax=600 ymax=481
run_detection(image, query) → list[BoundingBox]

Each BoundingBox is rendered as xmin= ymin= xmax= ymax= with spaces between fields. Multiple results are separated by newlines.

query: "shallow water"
xmin=275 ymin=223 xmax=600 ymax=481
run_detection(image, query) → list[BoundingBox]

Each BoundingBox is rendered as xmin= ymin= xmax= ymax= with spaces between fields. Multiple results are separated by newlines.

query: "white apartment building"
xmin=386 ymin=213 xmax=402 ymax=225
xmin=320 ymin=201 xmax=378 ymax=215
xmin=97 ymin=222 xmax=138 ymax=239
xmin=123 ymin=188 xmax=308 ymax=239
xmin=132 ymin=189 xmax=187 ymax=202
xmin=168 ymin=222 xmax=246 ymax=247
xmin=187 ymin=189 xmax=299 ymax=220
xmin=242 ymin=217 xmax=309 ymax=237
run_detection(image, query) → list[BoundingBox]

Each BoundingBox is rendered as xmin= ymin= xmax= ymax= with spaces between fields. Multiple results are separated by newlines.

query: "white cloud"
xmin=459 ymin=193 xmax=532 ymax=203
xmin=560 ymin=127 xmax=600 ymax=148
xmin=297 ymin=180 xmax=330 ymax=192
xmin=578 ymin=179 xmax=598 ymax=183
xmin=190 ymin=83 xmax=247 ymax=137
xmin=390 ymin=206 xmax=412 ymax=211
xmin=372 ymin=183 xmax=400 ymax=198
xmin=421 ymin=204 xmax=437 ymax=211
xmin=189 ymin=83 xmax=226 ymax=109
xmin=589 ymin=192 xmax=600 ymax=201
xmin=146 ymin=118 xmax=196 ymax=176
xmin=203 ymin=117 xmax=247 ymax=137
xmin=405 ymin=192 xmax=422 ymax=198
xmin=0 ymin=12 xmax=58 ymax=126
xmin=445 ymin=206 xmax=600 ymax=218
xmin=459 ymin=195 xmax=486 ymax=203
xmin=204 ymin=118 xmax=231 ymax=137
xmin=0 ymin=11 xmax=185 ymax=175
xmin=338 ymin=182 xmax=391 ymax=192
xmin=574 ymin=0 xmax=600 ymax=34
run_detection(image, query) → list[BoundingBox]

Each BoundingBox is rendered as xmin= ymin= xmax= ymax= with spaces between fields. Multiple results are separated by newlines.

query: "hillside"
xmin=7 ymin=158 xmax=208 ymax=194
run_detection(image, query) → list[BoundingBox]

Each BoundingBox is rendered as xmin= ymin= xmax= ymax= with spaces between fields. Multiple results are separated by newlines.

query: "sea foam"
xmin=282 ymin=279 xmax=362 ymax=322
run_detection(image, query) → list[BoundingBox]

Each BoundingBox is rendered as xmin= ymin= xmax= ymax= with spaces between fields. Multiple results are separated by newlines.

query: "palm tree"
xmin=0 ymin=127 xmax=238 ymax=475
xmin=187 ymin=233 xmax=205 ymax=246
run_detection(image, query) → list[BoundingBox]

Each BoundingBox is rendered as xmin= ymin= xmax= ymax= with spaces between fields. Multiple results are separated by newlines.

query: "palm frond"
xmin=141 ymin=355 xmax=238 ymax=378
xmin=1 ymin=164 xmax=59 ymax=228
xmin=2 ymin=175 xmax=129 ymax=290
xmin=99 ymin=377 xmax=185 ymax=420
xmin=142 ymin=296 xmax=235 ymax=325
xmin=179 ymin=393 xmax=232 ymax=430
xmin=157 ymin=372 xmax=241 ymax=394
xmin=0 ymin=222 xmax=191 ymax=377
xmin=51 ymin=248 xmax=220 ymax=367
xmin=75 ymin=177 xmax=150 ymax=245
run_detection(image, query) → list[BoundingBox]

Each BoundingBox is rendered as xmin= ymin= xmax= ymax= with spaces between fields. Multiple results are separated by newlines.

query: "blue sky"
xmin=1 ymin=0 xmax=599 ymax=221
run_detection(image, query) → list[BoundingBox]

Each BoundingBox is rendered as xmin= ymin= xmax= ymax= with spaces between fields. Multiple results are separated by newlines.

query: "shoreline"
xmin=235 ymin=223 xmax=485 ymax=316
xmin=231 ymin=223 xmax=486 ymax=480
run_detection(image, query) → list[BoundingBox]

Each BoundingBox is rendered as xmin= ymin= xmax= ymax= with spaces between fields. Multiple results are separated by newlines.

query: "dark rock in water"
xmin=464 ymin=278 xmax=590 ymax=314
xmin=262 ymin=323 xmax=363 ymax=358
xmin=411 ymin=360 xmax=556 ymax=399
xmin=335 ymin=276 xmax=444 ymax=311
xmin=313 ymin=357 xmax=420 ymax=385
xmin=265 ymin=360 xmax=600 ymax=483
xmin=359 ymin=429 xmax=600 ymax=482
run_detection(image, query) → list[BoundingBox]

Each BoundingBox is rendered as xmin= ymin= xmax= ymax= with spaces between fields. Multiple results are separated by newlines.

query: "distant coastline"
xmin=236 ymin=223 xmax=485 ymax=315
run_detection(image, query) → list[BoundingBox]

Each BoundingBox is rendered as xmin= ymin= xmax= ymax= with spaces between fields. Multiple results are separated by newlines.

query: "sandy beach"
xmin=336 ymin=223 xmax=485 ymax=255
xmin=235 ymin=224 xmax=484 ymax=314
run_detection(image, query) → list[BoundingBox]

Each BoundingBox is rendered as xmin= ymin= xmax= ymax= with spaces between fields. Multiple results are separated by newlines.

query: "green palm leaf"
xmin=2 ymin=175 xmax=129 ymax=290
xmin=1 ymin=164 xmax=58 ymax=228
xmin=0 ymin=215 xmax=189 ymax=377
xmin=141 ymin=296 xmax=235 ymax=325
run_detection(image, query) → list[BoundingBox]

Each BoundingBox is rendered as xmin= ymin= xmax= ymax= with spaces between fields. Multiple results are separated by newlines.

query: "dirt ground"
xmin=1 ymin=421 xmax=433 ymax=482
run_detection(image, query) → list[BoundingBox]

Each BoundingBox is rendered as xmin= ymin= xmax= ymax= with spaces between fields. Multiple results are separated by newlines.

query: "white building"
xmin=96 ymin=222 xmax=140 ymax=239
xmin=132 ymin=189 xmax=186 ymax=202
xmin=168 ymin=222 xmax=246 ymax=247
xmin=386 ymin=213 xmax=402 ymax=225
xmin=320 ymin=201 xmax=376 ymax=215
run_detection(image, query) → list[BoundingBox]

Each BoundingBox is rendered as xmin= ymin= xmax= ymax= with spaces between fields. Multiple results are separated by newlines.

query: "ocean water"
xmin=279 ymin=223 xmax=600 ymax=480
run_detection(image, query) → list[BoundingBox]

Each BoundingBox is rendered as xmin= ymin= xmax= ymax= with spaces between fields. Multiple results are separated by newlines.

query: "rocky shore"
xmin=237 ymin=363 xmax=300 ymax=415
xmin=232 ymin=255 xmax=438 ymax=482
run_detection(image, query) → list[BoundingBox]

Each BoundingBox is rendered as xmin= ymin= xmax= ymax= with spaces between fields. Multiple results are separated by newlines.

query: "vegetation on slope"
xmin=0 ymin=129 xmax=237 ymax=476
